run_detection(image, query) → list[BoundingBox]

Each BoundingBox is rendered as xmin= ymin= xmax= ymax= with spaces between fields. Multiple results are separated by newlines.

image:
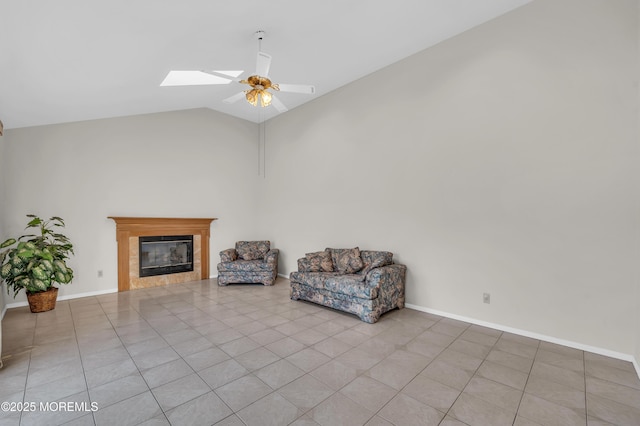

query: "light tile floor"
xmin=1 ymin=277 xmax=640 ymax=426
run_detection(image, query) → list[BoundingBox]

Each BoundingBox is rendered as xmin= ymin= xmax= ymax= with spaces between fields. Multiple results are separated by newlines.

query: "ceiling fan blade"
xmin=160 ymin=71 xmax=233 ymax=86
xmin=256 ymin=52 xmax=271 ymax=77
xmin=276 ymin=84 xmax=315 ymax=95
xmin=223 ymin=92 xmax=246 ymax=104
xmin=270 ymin=95 xmax=288 ymax=113
xmin=210 ymin=70 xmax=244 ymax=79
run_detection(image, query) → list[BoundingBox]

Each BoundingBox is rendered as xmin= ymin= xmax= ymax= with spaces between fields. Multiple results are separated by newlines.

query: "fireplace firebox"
xmin=139 ymin=235 xmax=194 ymax=278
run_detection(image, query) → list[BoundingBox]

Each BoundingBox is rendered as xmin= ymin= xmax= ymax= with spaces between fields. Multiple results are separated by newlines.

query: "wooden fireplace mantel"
xmin=108 ymin=217 xmax=217 ymax=292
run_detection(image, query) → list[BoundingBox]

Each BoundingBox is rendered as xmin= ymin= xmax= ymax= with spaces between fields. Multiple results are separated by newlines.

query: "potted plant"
xmin=0 ymin=215 xmax=74 ymax=312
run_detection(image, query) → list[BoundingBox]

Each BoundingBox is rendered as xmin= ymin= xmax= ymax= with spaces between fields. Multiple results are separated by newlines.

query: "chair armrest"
xmin=220 ymin=248 xmax=237 ymax=263
xmin=265 ymin=249 xmax=279 ymax=268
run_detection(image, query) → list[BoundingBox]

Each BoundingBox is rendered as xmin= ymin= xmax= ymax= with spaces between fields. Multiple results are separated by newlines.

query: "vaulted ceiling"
xmin=0 ymin=0 xmax=532 ymax=129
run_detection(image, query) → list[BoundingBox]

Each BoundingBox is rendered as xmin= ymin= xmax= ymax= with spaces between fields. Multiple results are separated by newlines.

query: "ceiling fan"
xmin=161 ymin=31 xmax=315 ymax=113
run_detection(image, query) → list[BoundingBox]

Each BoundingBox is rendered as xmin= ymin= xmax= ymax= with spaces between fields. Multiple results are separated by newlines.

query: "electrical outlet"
xmin=97 ymin=270 xmax=103 ymax=278
xmin=483 ymin=293 xmax=490 ymax=304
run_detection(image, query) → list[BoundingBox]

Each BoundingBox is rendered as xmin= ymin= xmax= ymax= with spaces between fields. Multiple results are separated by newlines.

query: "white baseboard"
xmin=633 ymin=358 xmax=640 ymax=382
xmin=5 ymin=288 xmax=118 ymax=310
xmin=58 ymin=288 xmax=118 ymax=301
xmin=405 ymin=303 xmax=640 ymax=380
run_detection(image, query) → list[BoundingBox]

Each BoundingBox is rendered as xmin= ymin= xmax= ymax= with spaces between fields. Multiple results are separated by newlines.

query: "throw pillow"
xmin=297 ymin=257 xmax=313 ymax=272
xmin=326 ymin=247 xmax=364 ymax=274
xmin=360 ymin=250 xmax=393 ymax=275
xmin=305 ymin=251 xmax=334 ymax=272
xmin=236 ymin=241 xmax=270 ymax=260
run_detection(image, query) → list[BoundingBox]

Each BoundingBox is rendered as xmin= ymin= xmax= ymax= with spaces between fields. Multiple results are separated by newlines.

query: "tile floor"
xmin=1 ymin=277 xmax=640 ymax=426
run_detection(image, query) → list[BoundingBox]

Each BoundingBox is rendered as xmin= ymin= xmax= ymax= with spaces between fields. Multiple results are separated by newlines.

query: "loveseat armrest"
xmin=220 ymin=248 xmax=237 ymax=263
xmin=265 ymin=249 xmax=279 ymax=267
xmin=366 ymin=264 xmax=407 ymax=293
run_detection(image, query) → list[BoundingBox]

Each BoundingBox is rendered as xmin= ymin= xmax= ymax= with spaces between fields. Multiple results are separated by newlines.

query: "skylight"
xmin=160 ymin=71 xmax=238 ymax=86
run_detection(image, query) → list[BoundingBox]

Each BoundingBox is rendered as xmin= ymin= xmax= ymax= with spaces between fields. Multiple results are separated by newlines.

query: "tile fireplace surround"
xmin=109 ymin=217 xmax=217 ymax=292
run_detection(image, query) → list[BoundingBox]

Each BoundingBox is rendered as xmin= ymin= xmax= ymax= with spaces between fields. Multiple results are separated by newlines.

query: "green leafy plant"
xmin=0 ymin=215 xmax=74 ymax=297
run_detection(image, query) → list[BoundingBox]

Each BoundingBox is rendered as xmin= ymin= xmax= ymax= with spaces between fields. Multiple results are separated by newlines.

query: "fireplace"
xmin=109 ymin=217 xmax=217 ymax=291
xmin=139 ymin=235 xmax=193 ymax=277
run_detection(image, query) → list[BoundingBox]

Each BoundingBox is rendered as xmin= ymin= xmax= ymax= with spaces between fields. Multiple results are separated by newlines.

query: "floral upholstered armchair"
xmin=217 ymin=241 xmax=279 ymax=286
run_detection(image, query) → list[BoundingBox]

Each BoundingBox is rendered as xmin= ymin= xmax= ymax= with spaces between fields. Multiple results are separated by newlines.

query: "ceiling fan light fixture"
xmin=244 ymin=89 xmax=272 ymax=108
xmin=245 ymin=89 xmax=259 ymax=107
xmin=260 ymin=90 xmax=272 ymax=107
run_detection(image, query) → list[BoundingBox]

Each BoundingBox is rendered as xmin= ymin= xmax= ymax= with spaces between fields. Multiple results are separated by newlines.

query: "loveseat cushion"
xmin=218 ymin=260 xmax=274 ymax=272
xmin=360 ymin=250 xmax=394 ymax=275
xmin=326 ymin=247 xmax=364 ymax=274
xmin=236 ymin=241 xmax=270 ymax=261
xmin=324 ymin=274 xmax=377 ymax=300
xmin=290 ymin=271 xmax=339 ymax=289
xmin=305 ymin=251 xmax=334 ymax=272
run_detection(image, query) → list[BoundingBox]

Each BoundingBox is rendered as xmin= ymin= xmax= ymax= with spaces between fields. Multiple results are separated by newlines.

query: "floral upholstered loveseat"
xmin=289 ymin=248 xmax=406 ymax=323
xmin=217 ymin=241 xmax=279 ymax=286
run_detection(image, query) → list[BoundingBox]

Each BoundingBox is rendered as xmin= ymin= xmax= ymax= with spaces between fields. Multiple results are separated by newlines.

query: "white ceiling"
xmin=0 ymin=0 xmax=532 ymax=129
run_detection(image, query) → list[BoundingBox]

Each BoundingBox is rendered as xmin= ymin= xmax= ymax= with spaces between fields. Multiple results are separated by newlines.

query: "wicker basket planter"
xmin=26 ymin=287 xmax=58 ymax=313
xmin=1 ymin=216 xmax=74 ymax=314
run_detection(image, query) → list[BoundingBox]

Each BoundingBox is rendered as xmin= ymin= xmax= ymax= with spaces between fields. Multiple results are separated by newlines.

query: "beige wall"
xmin=3 ymin=108 xmax=260 ymax=303
xmin=259 ymin=0 xmax=640 ymax=355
